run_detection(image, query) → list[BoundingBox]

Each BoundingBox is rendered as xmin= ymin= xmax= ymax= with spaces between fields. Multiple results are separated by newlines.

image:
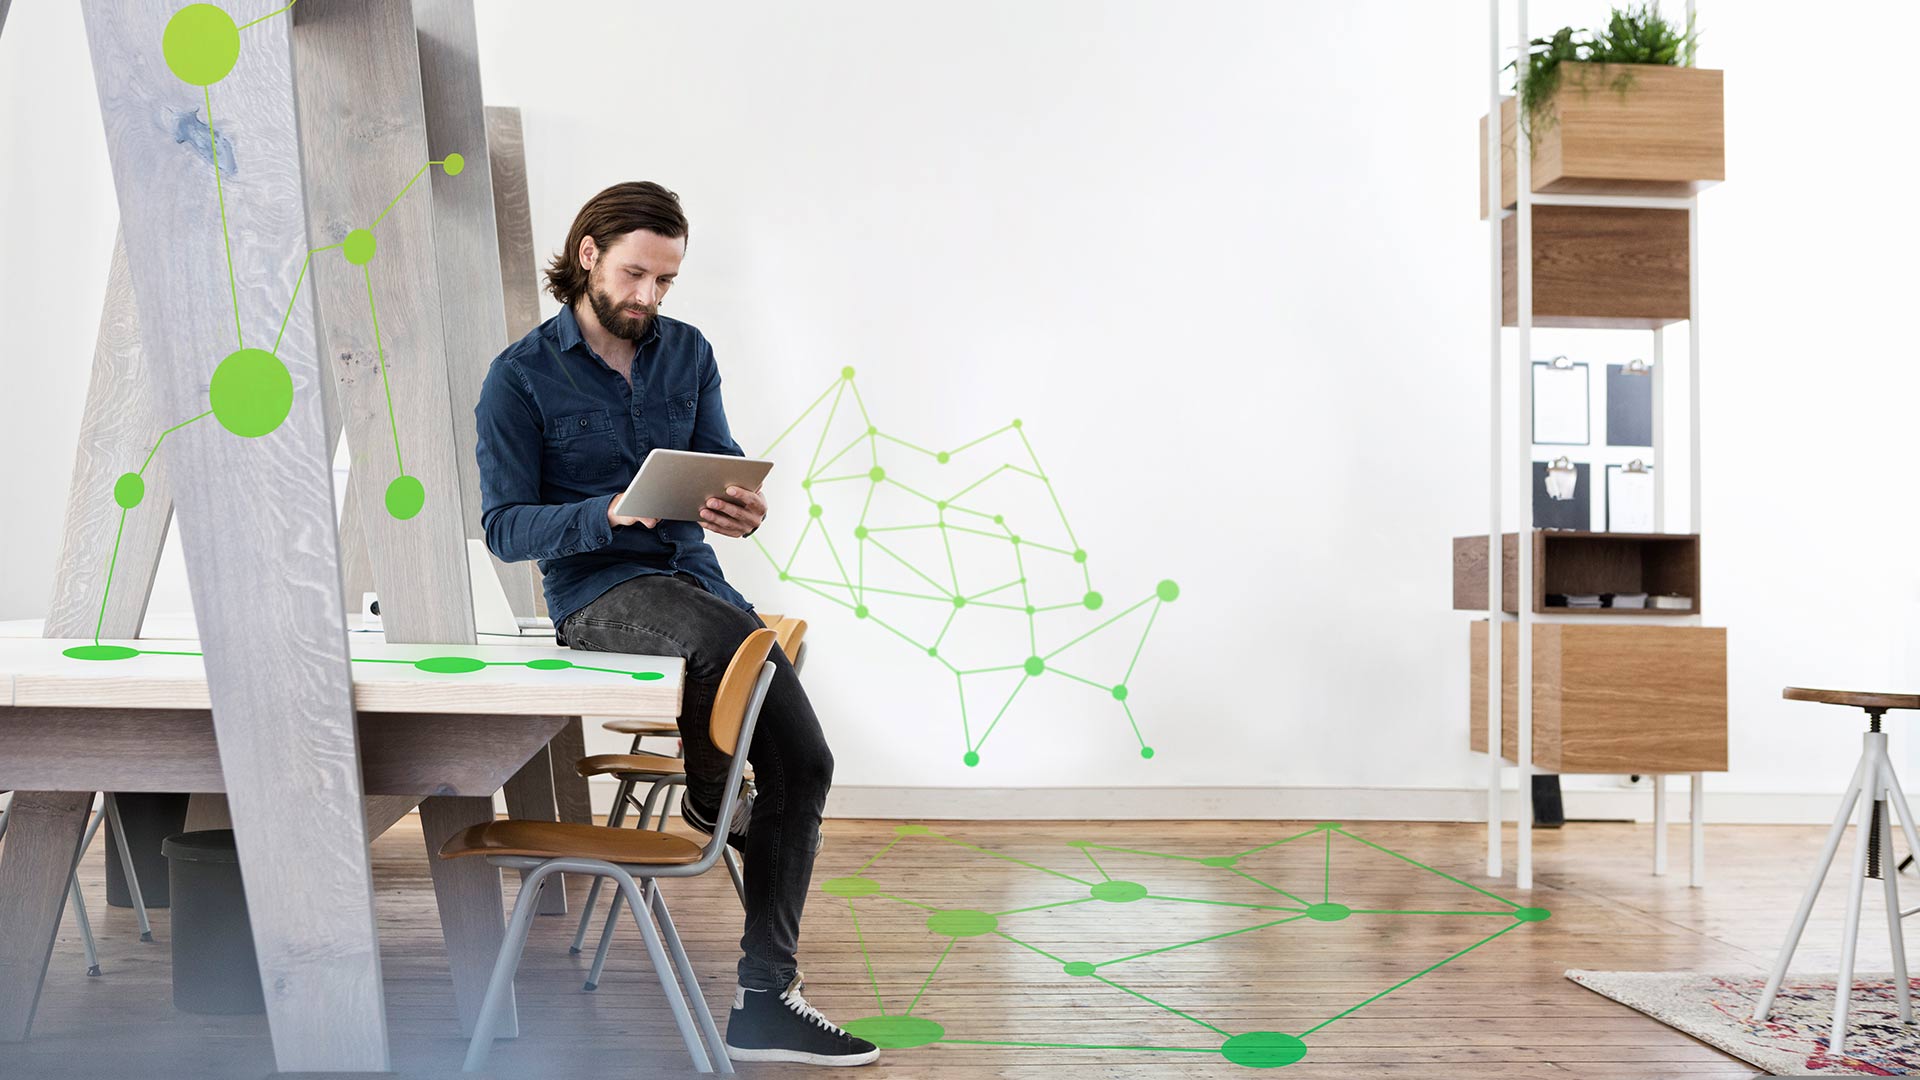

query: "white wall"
xmin=4 ymin=1 xmax=1917 ymax=814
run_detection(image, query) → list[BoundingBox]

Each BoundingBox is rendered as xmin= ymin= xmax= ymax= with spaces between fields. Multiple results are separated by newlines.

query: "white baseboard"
xmin=559 ymin=778 xmax=1851 ymax=825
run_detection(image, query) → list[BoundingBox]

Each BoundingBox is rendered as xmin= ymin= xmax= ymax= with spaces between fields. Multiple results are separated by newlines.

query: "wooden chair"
xmin=0 ymin=791 xmax=152 ymax=976
xmin=440 ymin=627 xmax=777 ymax=1075
xmin=569 ymin=615 xmax=809 ymax=962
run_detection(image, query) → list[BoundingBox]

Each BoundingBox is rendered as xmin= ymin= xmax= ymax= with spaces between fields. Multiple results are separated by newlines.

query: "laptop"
xmin=467 ymin=539 xmax=555 ymax=638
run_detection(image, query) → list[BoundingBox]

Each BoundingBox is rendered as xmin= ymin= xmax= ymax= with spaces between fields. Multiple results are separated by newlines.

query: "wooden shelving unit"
xmin=1452 ymin=531 xmax=1700 ymax=616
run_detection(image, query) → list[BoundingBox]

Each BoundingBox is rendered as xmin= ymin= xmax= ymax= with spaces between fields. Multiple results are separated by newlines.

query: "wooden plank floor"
xmin=20 ymin=815 xmax=1890 ymax=1078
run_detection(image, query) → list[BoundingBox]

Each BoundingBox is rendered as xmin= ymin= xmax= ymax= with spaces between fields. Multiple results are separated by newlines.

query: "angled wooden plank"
xmin=290 ymin=0 xmax=475 ymax=647
xmin=0 ymin=792 xmax=91 ymax=1041
xmin=548 ymin=715 xmax=595 ymax=826
xmin=414 ymin=0 xmax=533 ymax=619
xmin=485 ymin=104 xmax=550 ymax=619
xmin=79 ymin=2 xmax=387 ymax=1070
xmin=418 ymin=795 xmax=516 ymax=1039
xmin=501 ymin=744 xmax=568 ymax=913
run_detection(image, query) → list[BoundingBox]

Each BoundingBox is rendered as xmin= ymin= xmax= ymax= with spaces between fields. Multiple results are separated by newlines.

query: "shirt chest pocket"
xmin=666 ymin=389 xmax=699 ymax=449
xmin=545 ymin=408 xmax=618 ymax=483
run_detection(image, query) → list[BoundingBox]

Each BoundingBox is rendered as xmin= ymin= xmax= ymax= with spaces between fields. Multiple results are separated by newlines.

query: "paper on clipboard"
xmin=1532 ymin=360 xmax=1589 ymax=446
xmin=1607 ymin=463 xmax=1656 ymax=532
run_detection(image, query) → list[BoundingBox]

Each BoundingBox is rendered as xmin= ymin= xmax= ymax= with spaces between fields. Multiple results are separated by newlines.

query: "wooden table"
xmin=0 ymin=633 xmax=681 ymax=1062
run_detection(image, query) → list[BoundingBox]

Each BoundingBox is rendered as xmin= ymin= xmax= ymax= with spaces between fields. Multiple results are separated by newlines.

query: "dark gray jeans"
xmin=558 ymin=572 xmax=833 ymax=991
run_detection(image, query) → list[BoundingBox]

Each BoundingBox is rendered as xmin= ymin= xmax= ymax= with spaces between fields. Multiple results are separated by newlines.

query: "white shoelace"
xmin=781 ymin=981 xmax=849 ymax=1037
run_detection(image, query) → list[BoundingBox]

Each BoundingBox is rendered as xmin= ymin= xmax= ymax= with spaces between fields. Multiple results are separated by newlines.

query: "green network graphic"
xmin=821 ymin=823 xmax=1549 ymax=1069
xmin=753 ymin=369 xmax=1178 ymax=767
xmin=66 ymin=2 xmax=465 ymax=663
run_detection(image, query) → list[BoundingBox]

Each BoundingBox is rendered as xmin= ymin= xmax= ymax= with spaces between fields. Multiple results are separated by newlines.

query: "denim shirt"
xmin=474 ymin=304 xmax=754 ymax=630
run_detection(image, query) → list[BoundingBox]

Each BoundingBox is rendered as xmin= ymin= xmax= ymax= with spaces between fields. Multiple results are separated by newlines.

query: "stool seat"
xmin=578 ymin=752 xmax=685 ymax=779
xmin=439 ymin=819 xmax=704 ymax=865
xmin=602 ymin=718 xmax=680 ymax=737
xmin=1784 ymin=687 xmax=1920 ymax=711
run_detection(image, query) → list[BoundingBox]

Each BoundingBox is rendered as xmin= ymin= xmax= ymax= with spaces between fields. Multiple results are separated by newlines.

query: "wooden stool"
xmin=1754 ymin=687 xmax=1920 ymax=1055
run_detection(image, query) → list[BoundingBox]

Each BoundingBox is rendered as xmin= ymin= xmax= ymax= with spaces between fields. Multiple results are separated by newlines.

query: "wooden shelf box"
xmin=1479 ymin=64 xmax=1725 ymax=214
xmin=1453 ymin=531 xmax=1700 ymax=616
xmin=1502 ymin=204 xmax=1689 ymax=328
xmin=1470 ymin=620 xmax=1727 ymax=773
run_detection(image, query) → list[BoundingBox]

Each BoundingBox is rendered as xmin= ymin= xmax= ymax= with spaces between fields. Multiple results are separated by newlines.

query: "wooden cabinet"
xmin=1470 ymin=620 xmax=1726 ymax=774
xmin=1453 ymin=531 xmax=1700 ymax=616
xmin=1501 ymin=204 xmax=1689 ymax=328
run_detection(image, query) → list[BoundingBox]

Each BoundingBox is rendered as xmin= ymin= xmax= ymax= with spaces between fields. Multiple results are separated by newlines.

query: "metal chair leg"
xmin=69 ymin=875 xmax=101 ymax=977
xmin=570 ymin=777 xmax=637 ymax=955
xmin=102 ymin=794 xmax=153 ymax=941
xmin=612 ymin=873 xmax=712 ymax=1073
xmin=722 ymin=848 xmax=746 ymax=907
xmin=647 ymin=878 xmax=733 ymax=1073
xmin=461 ymin=868 xmax=553 ymax=1073
xmin=584 ymin=878 xmax=624 ymax=991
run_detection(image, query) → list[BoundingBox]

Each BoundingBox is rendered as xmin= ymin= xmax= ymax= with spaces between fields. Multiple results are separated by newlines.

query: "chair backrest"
xmin=711 ymin=627 xmax=777 ymax=756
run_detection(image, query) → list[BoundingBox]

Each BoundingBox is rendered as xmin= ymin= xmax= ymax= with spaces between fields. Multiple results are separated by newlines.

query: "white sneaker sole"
xmin=726 ymin=1045 xmax=881 ymax=1066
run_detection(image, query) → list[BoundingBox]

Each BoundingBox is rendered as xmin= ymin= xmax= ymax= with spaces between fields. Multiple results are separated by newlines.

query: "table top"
xmin=0 ymin=635 xmax=682 ymax=718
xmin=1783 ymin=687 xmax=1920 ymax=711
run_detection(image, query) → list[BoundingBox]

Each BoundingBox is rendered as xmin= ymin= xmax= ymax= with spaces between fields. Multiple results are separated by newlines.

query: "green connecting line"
xmin=89 ymin=649 xmax=668 ymax=682
xmin=273 ymin=243 xmax=342 ymax=355
xmin=362 ymin=265 xmax=405 ymax=475
xmin=237 ymin=0 xmax=301 ymax=31
xmin=204 ymin=87 xmax=243 ymax=349
xmin=831 ymin=824 xmax=1545 ymax=1060
xmin=139 ymin=410 xmax=215 ymax=476
xmin=370 ymin=162 xmax=434 ymax=231
xmin=92 ymin=509 xmax=129 ymax=646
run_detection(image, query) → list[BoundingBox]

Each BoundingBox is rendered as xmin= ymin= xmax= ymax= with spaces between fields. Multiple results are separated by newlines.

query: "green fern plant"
xmin=1507 ymin=3 xmax=1699 ymax=144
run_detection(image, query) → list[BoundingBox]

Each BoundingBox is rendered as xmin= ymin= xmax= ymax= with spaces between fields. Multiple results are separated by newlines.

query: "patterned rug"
xmin=1567 ymin=969 xmax=1920 ymax=1075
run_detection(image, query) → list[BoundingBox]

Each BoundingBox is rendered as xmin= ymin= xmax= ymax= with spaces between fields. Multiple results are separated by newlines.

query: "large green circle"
xmin=210 ymin=348 xmax=294 ymax=438
xmin=1090 ymin=880 xmax=1147 ymax=903
xmin=925 ymin=909 xmax=997 ymax=937
xmin=1220 ymin=1031 xmax=1307 ymax=1068
xmin=114 ymin=471 xmax=146 ymax=509
xmin=1157 ymin=579 xmax=1181 ymax=602
xmin=441 ymin=152 xmax=465 ymax=176
xmin=525 ymin=658 xmax=572 ymax=670
xmin=1024 ymin=656 xmax=1044 ymax=677
xmin=162 ymin=4 xmax=240 ymax=86
xmin=842 ymin=1014 xmax=942 ymax=1049
xmin=1304 ymin=902 xmax=1350 ymax=922
xmin=1062 ymin=961 xmax=1096 ymax=977
xmin=821 ymin=876 xmax=881 ymax=899
xmin=415 ymin=655 xmax=486 ymax=674
xmin=63 ymin=644 xmax=140 ymax=662
xmin=631 ymin=670 xmax=665 ymax=681
xmin=342 ymin=228 xmax=377 ymax=266
xmin=385 ymin=475 xmax=425 ymax=520
xmin=1514 ymin=906 xmax=1552 ymax=922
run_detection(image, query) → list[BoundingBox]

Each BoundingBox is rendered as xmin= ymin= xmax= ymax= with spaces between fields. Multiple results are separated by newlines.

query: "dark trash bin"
xmin=106 ymin=792 xmax=190 ymax=908
xmin=161 ymin=830 xmax=264 ymax=1015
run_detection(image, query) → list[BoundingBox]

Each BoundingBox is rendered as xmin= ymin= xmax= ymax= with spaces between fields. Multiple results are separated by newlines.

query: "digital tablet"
xmin=611 ymin=449 xmax=775 ymax=523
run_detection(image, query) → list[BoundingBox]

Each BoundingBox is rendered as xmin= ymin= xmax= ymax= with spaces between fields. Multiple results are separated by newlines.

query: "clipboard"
xmin=1532 ymin=457 xmax=1591 ymax=530
xmin=1532 ymin=357 xmax=1590 ymax=446
xmin=1605 ymin=460 xmax=1656 ymax=533
xmin=1606 ymin=360 xmax=1653 ymax=447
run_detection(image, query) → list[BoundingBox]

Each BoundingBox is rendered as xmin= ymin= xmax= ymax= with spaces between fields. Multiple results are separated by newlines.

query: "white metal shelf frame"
xmin=1483 ymin=0 xmax=1706 ymax=891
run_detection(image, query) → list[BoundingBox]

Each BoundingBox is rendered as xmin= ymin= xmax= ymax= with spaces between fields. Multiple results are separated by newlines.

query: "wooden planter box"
xmin=1470 ymin=620 xmax=1727 ymax=773
xmin=1480 ymin=64 xmax=1724 ymax=215
xmin=1502 ymin=203 xmax=1688 ymax=328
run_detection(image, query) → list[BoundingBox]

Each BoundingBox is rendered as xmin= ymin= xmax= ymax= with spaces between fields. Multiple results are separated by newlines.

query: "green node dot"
xmin=1024 ymin=656 xmax=1044 ymax=677
xmin=113 ymin=472 xmax=146 ymax=510
xmin=1011 ymin=418 xmax=1023 ymax=428
xmin=925 ymin=909 xmax=997 ymax=937
xmin=162 ymin=3 xmax=239 ymax=86
xmin=1072 ymin=548 xmax=1087 ymax=563
xmin=1515 ymin=907 xmax=1552 ymax=922
xmin=441 ymin=152 xmax=465 ymax=176
xmin=385 ymin=475 xmax=426 ymax=519
xmin=1140 ymin=746 xmax=1155 ymax=759
xmin=342 ymin=228 xmax=376 ymax=266
xmin=800 ymin=479 xmax=812 ymax=489
xmin=210 ymin=348 xmax=294 ymax=438
xmin=808 ymin=503 xmax=823 ymax=518
xmin=820 ymin=875 xmax=881 ymax=899
xmin=866 ymin=424 xmax=877 ymax=435
xmin=951 ymin=596 xmax=966 ymax=609
xmin=1220 ymin=1031 xmax=1307 ymax=1068
xmin=1112 ymin=684 xmax=1129 ymax=701
xmin=1024 ymin=605 xmax=1036 ymax=615
xmin=63 ymin=644 xmax=140 ymax=662
xmin=1063 ymin=961 xmax=1096 ymax=977
xmin=524 ymin=658 xmax=572 ymax=670
xmin=936 ymin=451 xmax=950 ymax=464
xmin=1089 ymin=880 xmax=1147 ymax=903
xmin=926 ymin=646 xmax=938 ymax=657
xmin=1157 ymin=579 xmax=1181 ymax=602
xmin=853 ymin=526 xmax=869 ymax=540
xmin=631 ymin=671 xmax=665 ymax=681
xmin=1319 ymin=822 xmax=1341 ymax=830
xmin=777 ymin=572 xmax=790 ymax=582
xmin=936 ymin=500 xmax=947 ymax=510
xmin=1064 ymin=839 xmax=1090 ymax=848
xmin=415 ymin=655 xmax=485 ymax=674
xmin=894 ymin=823 xmax=933 ymax=836
xmin=1200 ymin=855 xmax=1238 ymax=868
xmin=1009 ymin=535 xmax=1021 ymax=545
xmin=843 ymin=1014 xmax=943 ymax=1050
xmin=868 ymin=466 xmax=886 ymax=482
xmin=963 ymin=751 xmax=980 ymax=767
xmin=1083 ymin=591 xmax=1103 ymax=610
xmin=841 ymin=366 xmax=856 ymax=380
xmin=1305 ymin=902 xmax=1350 ymax=922
xmin=854 ymin=605 xmax=869 ymax=619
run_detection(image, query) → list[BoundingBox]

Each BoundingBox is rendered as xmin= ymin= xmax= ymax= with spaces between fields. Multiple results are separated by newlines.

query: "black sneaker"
xmin=725 ymin=976 xmax=879 ymax=1066
xmin=682 ymin=784 xmax=753 ymax=851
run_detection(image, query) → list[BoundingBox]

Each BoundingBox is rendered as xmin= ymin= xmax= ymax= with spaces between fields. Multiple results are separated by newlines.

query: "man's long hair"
xmin=544 ymin=181 xmax=689 ymax=306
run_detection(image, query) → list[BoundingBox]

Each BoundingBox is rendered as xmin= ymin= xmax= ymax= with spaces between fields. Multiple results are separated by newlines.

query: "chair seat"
xmin=1784 ymin=687 xmax=1920 ymax=711
xmin=439 ymin=819 xmax=704 ymax=865
xmin=578 ymin=752 xmax=686 ymax=778
xmin=602 ymin=718 xmax=680 ymax=737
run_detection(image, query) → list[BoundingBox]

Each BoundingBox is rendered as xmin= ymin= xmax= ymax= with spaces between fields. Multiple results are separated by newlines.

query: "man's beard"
xmin=586 ymin=276 xmax=655 ymax=342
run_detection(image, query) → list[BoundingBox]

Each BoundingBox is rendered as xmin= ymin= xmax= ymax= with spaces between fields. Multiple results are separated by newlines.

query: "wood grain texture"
xmin=501 ymin=743 xmax=570 ymax=913
xmin=290 ymin=0 xmax=475 ymax=646
xmin=1471 ymin=621 xmax=1727 ymax=773
xmin=1452 ymin=532 xmax=1699 ymax=616
xmin=44 ymin=231 xmax=173 ymax=641
xmin=0 ymin=791 xmax=91 ymax=1041
xmin=1480 ymin=67 xmax=1725 ymax=216
xmin=414 ymin=0 xmax=533 ymax=620
xmin=483 ymin=105 xmax=550 ymax=620
xmin=417 ymin=795 xmax=516 ymax=1039
xmin=1782 ymin=687 xmax=1920 ymax=712
xmin=548 ymin=716 xmax=596 ymax=826
xmin=1502 ymin=206 xmax=1689 ymax=329
xmin=80 ymin=1 xmax=387 ymax=1069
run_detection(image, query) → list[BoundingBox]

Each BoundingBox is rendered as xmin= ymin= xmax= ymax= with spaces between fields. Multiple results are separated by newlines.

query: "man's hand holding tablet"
xmin=606 ymin=448 xmax=775 ymax=537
